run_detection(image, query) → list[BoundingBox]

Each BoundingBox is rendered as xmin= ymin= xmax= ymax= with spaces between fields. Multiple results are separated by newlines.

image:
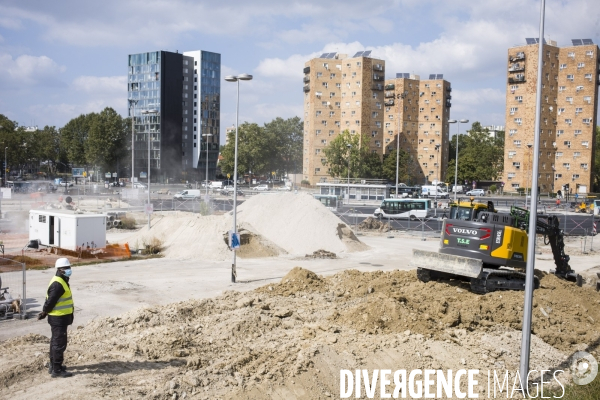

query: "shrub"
xmin=301 ymin=180 xmax=311 ymax=186
xmin=142 ymin=237 xmax=163 ymax=255
xmin=489 ymin=184 xmax=497 ymax=193
xmin=516 ymin=187 xmax=526 ymax=194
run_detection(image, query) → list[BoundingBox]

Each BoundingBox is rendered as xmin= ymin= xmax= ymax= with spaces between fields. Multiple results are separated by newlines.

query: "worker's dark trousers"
xmin=50 ymin=324 xmax=68 ymax=369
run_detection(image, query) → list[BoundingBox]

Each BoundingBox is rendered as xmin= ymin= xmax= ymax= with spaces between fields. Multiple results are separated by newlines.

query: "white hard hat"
xmin=55 ymin=258 xmax=71 ymax=269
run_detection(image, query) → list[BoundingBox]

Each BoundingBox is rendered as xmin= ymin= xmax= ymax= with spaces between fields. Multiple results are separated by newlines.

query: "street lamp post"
xmin=202 ymin=133 xmax=213 ymax=199
xmin=346 ymin=143 xmax=352 ymax=205
xmin=527 ymin=144 xmax=533 ymax=200
xmin=141 ymin=109 xmax=158 ymax=228
xmin=225 ymin=73 xmax=253 ymax=283
xmin=448 ymin=119 xmax=469 ymax=202
xmin=395 ymin=93 xmax=406 ymax=197
xmin=128 ymin=99 xmax=138 ymax=187
xmin=4 ymin=147 xmax=7 ymax=188
xmin=434 ymin=144 xmax=440 ymax=216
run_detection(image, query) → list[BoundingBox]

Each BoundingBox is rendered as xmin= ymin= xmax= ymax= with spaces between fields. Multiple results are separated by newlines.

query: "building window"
xmin=515 ymin=96 xmax=523 ymax=103
xmin=514 ymin=118 xmax=522 ymax=126
xmin=514 ymin=140 xmax=521 ymax=147
xmin=559 ymin=64 xmax=567 ymax=70
xmin=577 ymin=62 xmax=585 ymax=69
xmin=566 ymin=74 xmax=574 ymax=81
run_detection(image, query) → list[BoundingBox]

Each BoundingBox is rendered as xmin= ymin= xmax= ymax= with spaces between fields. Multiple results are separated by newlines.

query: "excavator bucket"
xmin=409 ymin=249 xmax=482 ymax=279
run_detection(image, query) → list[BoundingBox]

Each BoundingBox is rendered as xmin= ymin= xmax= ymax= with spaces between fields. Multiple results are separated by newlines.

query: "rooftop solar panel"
xmin=582 ymin=39 xmax=594 ymax=45
xmin=437 ymin=74 xmax=443 ymax=79
xmin=352 ymin=51 xmax=364 ymax=58
xmin=525 ymin=38 xmax=536 ymax=44
xmin=363 ymin=50 xmax=372 ymax=57
xmin=572 ymin=39 xmax=583 ymax=46
xmin=319 ymin=53 xmax=328 ymax=58
xmin=429 ymin=74 xmax=435 ymax=79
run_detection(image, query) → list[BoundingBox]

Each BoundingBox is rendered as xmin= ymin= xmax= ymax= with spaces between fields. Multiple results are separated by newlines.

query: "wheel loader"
xmin=411 ymin=198 xmax=578 ymax=294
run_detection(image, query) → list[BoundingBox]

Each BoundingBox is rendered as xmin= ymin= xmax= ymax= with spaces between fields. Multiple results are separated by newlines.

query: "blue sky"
xmin=0 ymin=0 xmax=599 ymax=143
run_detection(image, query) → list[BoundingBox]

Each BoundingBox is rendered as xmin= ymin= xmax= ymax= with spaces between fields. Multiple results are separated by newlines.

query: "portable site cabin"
xmin=29 ymin=210 xmax=106 ymax=251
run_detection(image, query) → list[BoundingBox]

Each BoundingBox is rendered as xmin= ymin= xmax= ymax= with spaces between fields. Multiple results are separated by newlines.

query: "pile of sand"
xmin=122 ymin=193 xmax=367 ymax=260
xmin=2 ymin=267 xmax=596 ymax=399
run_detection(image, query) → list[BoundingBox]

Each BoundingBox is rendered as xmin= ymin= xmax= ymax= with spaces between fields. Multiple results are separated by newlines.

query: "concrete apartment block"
xmin=302 ymin=52 xmax=385 ymax=184
xmin=503 ymin=39 xmax=598 ymax=193
xmin=382 ymin=75 xmax=452 ymax=185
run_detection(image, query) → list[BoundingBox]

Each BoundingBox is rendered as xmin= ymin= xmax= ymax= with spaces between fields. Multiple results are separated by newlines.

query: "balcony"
xmin=303 ymin=66 xmax=310 ymax=74
xmin=303 ymin=85 xmax=310 ymax=92
xmin=384 ymin=100 xmax=394 ymax=106
xmin=508 ymin=76 xmax=526 ymax=84
xmin=384 ymin=91 xmax=395 ymax=98
xmin=510 ymin=52 xmax=525 ymax=62
xmin=373 ymin=64 xmax=384 ymax=72
xmin=446 ymin=101 xmax=452 ymax=108
xmin=446 ymin=87 xmax=452 ymax=92
xmin=373 ymin=74 xmax=384 ymax=81
xmin=508 ymin=64 xmax=525 ymax=72
xmin=446 ymin=95 xmax=452 ymax=100
xmin=385 ymin=83 xmax=395 ymax=90
xmin=303 ymin=76 xmax=310 ymax=83
xmin=372 ymin=84 xmax=383 ymax=91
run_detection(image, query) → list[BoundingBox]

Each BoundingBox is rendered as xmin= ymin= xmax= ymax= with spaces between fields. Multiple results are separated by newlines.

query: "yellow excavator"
xmin=411 ymin=198 xmax=578 ymax=294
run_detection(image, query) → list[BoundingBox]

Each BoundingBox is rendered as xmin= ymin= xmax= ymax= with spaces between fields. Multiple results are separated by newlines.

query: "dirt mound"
xmin=122 ymin=193 xmax=368 ymax=260
xmin=358 ymin=216 xmax=390 ymax=232
xmin=2 ymin=268 xmax=598 ymax=398
xmin=305 ymin=249 xmax=336 ymax=259
xmin=2 ymin=333 xmax=49 ymax=348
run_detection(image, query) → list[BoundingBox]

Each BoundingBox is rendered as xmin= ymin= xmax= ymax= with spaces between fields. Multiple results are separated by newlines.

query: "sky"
xmin=0 ymin=0 xmax=599 ymax=144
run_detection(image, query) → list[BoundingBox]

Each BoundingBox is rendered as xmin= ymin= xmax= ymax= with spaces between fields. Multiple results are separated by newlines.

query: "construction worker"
xmin=37 ymin=258 xmax=74 ymax=378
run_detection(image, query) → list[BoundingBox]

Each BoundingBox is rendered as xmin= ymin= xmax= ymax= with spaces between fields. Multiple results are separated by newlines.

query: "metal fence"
xmin=0 ymin=258 xmax=27 ymax=320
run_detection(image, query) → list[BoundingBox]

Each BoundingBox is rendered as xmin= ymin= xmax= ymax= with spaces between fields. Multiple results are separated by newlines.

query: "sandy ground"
xmin=1 ymin=232 xmax=600 ymax=399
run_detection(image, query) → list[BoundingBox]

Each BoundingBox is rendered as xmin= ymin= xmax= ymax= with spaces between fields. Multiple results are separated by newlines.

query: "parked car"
xmin=252 ymin=184 xmax=269 ymax=191
xmin=58 ymin=181 xmax=74 ymax=187
xmin=466 ymin=189 xmax=485 ymax=196
xmin=133 ymin=182 xmax=147 ymax=189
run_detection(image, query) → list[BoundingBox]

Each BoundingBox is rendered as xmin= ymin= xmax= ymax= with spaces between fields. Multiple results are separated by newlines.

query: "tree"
xmin=263 ymin=117 xmax=303 ymax=175
xmin=32 ymin=126 xmax=61 ymax=176
xmin=85 ymin=107 xmax=128 ymax=172
xmin=382 ymin=149 xmax=409 ymax=183
xmin=322 ymin=130 xmax=382 ymax=179
xmin=220 ymin=122 xmax=274 ymax=177
xmin=60 ymin=113 xmax=95 ymax=166
xmin=445 ymin=122 xmax=504 ymax=184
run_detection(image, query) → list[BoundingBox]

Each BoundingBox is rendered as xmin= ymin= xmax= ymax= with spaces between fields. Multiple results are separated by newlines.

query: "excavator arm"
xmin=510 ymin=206 xmax=577 ymax=281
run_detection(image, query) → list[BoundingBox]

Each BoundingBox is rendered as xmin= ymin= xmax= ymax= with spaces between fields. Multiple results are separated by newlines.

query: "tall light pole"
xmin=395 ymin=92 xmax=406 ymax=197
xmin=434 ymin=144 xmax=440 ymax=216
xmin=527 ymin=143 xmax=533 ymax=199
xmin=4 ymin=146 xmax=7 ymax=188
xmin=225 ymin=73 xmax=253 ymax=283
xmin=128 ymin=99 xmax=138 ymax=187
xmin=448 ymin=119 xmax=469 ymax=201
xmin=346 ymin=143 xmax=352 ymax=205
xmin=202 ymin=133 xmax=213 ymax=199
xmin=141 ymin=109 xmax=158 ymax=228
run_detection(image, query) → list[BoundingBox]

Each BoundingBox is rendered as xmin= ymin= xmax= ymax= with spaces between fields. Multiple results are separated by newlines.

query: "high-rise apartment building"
xmin=503 ymin=38 xmax=598 ymax=193
xmin=302 ymin=51 xmax=385 ymax=183
xmin=128 ymin=50 xmax=221 ymax=182
xmin=383 ymin=74 xmax=452 ymax=184
xmin=302 ymin=51 xmax=451 ymax=185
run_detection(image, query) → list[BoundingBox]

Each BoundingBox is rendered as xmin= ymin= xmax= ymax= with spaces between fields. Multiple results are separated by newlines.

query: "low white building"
xmin=29 ymin=210 xmax=106 ymax=251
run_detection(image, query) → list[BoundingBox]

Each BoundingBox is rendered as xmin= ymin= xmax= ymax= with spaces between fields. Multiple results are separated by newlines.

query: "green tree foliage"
xmin=382 ymin=149 xmax=409 ymax=183
xmin=60 ymin=113 xmax=94 ymax=166
xmin=446 ymin=122 xmax=505 ymax=184
xmin=322 ymin=130 xmax=383 ymax=179
xmin=263 ymin=116 xmax=303 ymax=174
xmin=85 ymin=107 xmax=129 ymax=171
xmin=220 ymin=117 xmax=304 ymax=178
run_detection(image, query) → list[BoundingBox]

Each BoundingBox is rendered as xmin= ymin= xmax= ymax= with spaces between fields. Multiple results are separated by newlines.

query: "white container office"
xmin=29 ymin=210 xmax=106 ymax=251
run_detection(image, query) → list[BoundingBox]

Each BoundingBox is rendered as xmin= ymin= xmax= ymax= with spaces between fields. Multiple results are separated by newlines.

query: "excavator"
xmin=411 ymin=198 xmax=578 ymax=294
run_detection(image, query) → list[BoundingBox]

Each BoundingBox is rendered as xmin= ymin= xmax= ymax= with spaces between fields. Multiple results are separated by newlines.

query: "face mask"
xmin=63 ymin=268 xmax=72 ymax=277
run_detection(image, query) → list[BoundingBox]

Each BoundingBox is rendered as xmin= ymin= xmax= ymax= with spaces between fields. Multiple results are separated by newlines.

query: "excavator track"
xmin=470 ymin=268 xmax=539 ymax=294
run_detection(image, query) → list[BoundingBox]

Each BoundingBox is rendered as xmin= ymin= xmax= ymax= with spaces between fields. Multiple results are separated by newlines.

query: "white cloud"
xmin=72 ymin=75 xmax=127 ymax=95
xmin=0 ymin=53 xmax=66 ymax=88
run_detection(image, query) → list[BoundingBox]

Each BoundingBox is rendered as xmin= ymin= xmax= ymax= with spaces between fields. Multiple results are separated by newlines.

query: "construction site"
xmin=0 ymin=192 xmax=599 ymax=399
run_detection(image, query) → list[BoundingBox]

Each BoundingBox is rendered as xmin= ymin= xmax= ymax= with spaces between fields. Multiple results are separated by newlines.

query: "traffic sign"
xmin=229 ymin=230 xmax=241 ymax=250
xmin=144 ymin=203 xmax=154 ymax=214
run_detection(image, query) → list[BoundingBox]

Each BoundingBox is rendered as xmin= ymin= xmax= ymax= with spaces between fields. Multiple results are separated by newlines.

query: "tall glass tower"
xmin=128 ymin=50 xmax=221 ymax=182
